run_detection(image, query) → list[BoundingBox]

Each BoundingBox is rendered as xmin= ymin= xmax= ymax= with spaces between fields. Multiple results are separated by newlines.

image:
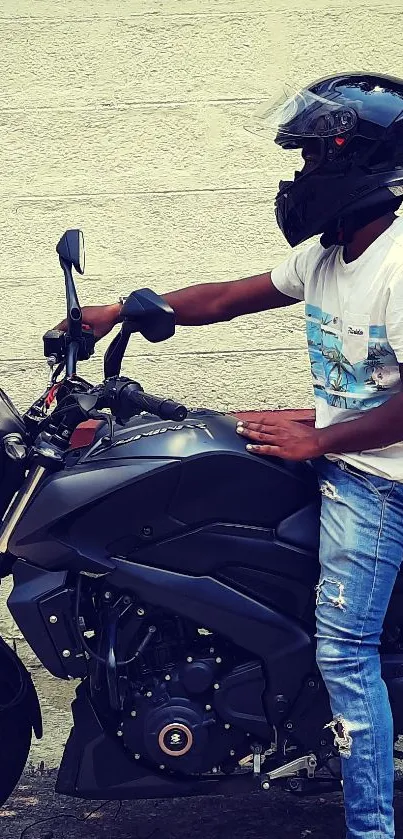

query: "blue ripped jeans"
xmin=313 ymin=457 xmax=403 ymax=839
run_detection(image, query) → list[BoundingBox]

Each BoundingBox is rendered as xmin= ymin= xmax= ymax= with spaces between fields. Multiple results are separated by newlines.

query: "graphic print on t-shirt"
xmin=306 ymin=303 xmax=401 ymax=411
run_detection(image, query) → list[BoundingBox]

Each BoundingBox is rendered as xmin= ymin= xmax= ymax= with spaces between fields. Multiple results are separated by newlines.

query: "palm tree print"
xmin=328 ymin=373 xmax=349 ymax=409
xmin=364 ymin=343 xmax=393 ymax=375
xmin=322 ymin=346 xmax=357 ymax=385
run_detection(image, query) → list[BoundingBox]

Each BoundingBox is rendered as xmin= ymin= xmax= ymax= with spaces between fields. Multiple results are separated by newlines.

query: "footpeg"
xmin=261 ymin=753 xmax=317 ymax=790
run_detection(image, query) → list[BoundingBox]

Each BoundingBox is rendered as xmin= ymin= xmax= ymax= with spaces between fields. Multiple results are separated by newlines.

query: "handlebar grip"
xmin=123 ymin=385 xmax=187 ymax=422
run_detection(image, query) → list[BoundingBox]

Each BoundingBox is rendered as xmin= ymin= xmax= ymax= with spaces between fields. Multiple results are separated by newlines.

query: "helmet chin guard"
xmin=320 ymin=191 xmax=403 ymax=249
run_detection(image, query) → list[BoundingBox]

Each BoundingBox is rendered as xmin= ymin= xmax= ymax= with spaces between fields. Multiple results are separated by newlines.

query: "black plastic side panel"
xmin=218 ymin=566 xmax=312 ymax=620
xmin=169 ymin=452 xmax=318 ymax=529
xmin=276 ymin=502 xmax=320 ymax=552
xmin=126 ymin=523 xmax=320 ymax=586
xmin=109 ymin=559 xmax=314 ymax=718
xmin=8 ymin=562 xmax=87 ymax=679
xmin=8 ymin=459 xmax=178 ymax=571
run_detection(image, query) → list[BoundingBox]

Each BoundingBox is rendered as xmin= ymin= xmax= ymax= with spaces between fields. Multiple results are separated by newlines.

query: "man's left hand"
xmin=236 ymin=418 xmax=325 ymax=461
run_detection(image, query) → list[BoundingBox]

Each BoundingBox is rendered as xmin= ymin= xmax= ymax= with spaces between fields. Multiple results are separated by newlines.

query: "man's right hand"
xmin=55 ymin=303 xmax=122 ymax=340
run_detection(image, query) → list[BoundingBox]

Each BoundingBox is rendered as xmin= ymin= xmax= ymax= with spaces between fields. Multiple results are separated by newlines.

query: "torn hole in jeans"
xmin=325 ymin=714 xmax=353 ymax=758
xmin=319 ymin=480 xmax=342 ymax=501
xmin=315 ymin=578 xmax=346 ymax=611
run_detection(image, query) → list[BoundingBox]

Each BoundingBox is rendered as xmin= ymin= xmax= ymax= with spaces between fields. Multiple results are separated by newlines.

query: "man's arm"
xmin=163 ymin=273 xmax=296 ymax=326
xmin=237 ymin=366 xmax=403 ymax=460
xmin=55 ymin=272 xmax=297 ymax=338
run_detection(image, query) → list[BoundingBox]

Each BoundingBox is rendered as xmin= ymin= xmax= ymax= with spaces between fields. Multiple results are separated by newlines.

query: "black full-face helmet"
xmin=251 ymin=73 xmax=403 ymax=247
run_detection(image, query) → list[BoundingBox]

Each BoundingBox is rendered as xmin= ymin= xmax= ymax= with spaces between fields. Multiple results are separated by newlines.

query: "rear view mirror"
xmin=121 ymin=289 xmax=175 ymax=343
xmin=56 ymin=229 xmax=85 ymax=275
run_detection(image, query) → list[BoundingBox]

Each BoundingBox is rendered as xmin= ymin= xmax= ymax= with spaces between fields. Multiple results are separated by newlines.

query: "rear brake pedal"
xmin=260 ymin=753 xmax=317 ymax=791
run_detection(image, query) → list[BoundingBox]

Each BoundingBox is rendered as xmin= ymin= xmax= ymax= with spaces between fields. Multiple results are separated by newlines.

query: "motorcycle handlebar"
xmin=120 ymin=383 xmax=188 ymax=422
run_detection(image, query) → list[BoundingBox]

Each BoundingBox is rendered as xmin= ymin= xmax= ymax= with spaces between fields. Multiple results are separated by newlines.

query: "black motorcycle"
xmin=1 ymin=229 xmax=403 ymax=806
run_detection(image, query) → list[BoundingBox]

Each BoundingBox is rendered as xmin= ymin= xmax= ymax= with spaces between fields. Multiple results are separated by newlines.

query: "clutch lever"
xmin=104 ymin=321 xmax=133 ymax=379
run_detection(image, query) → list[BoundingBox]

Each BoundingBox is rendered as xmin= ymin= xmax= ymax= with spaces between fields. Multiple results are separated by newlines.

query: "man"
xmin=59 ymin=74 xmax=403 ymax=837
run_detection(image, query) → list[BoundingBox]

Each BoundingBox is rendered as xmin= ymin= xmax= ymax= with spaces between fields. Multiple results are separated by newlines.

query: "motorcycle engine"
xmin=120 ymin=628 xmax=270 ymax=775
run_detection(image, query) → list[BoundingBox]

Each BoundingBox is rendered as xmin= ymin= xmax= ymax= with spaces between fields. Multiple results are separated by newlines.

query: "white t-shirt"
xmin=271 ymin=216 xmax=403 ymax=481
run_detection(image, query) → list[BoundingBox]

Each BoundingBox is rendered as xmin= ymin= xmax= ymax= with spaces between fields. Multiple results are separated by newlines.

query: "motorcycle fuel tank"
xmin=8 ymin=410 xmax=319 ymax=573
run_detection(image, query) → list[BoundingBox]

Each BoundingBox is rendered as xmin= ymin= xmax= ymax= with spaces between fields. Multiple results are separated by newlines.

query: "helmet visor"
xmin=245 ymin=86 xmax=358 ymax=142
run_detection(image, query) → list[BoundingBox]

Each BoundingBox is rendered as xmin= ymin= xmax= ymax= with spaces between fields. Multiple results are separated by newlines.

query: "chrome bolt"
xmin=159 ymin=764 xmax=165 ymax=770
xmin=215 ymin=657 xmax=222 ymax=664
xmin=285 ymin=721 xmax=293 ymax=730
xmin=104 ymin=591 xmax=112 ymax=600
xmin=137 ymin=607 xmax=145 ymax=616
xmin=209 ymin=647 xmax=215 ymax=654
xmin=205 ymin=704 xmax=212 ymax=711
xmin=308 ymin=679 xmax=315 ymax=688
xmin=214 ymin=683 xmax=220 ymax=690
xmin=262 ymin=780 xmax=270 ymax=791
xmin=62 ymin=649 xmax=71 ymax=658
xmin=135 ymin=753 xmax=141 ymax=760
xmin=230 ymin=750 xmax=235 ymax=757
xmin=49 ymin=615 xmax=58 ymax=624
xmin=212 ymin=767 xmax=218 ymax=774
xmin=123 ymin=596 xmax=132 ymax=606
xmin=224 ymin=723 xmax=230 ymax=730
xmin=131 ymin=711 xmax=137 ymax=718
xmin=186 ymin=656 xmax=193 ymax=663
xmin=146 ymin=691 xmax=153 ymax=698
xmin=117 ymin=730 xmax=123 ymax=737
xmin=165 ymin=674 xmax=171 ymax=681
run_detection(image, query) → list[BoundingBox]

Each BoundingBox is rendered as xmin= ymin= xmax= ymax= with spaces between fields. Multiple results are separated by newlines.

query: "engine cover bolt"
xmin=230 ymin=750 xmax=235 ymax=756
xmin=123 ymin=596 xmax=132 ymax=606
xmin=205 ymin=704 xmax=212 ymax=711
xmin=49 ymin=615 xmax=58 ymax=624
xmin=146 ymin=691 xmax=153 ymax=698
xmin=135 ymin=753 xmax=141 ymax=760
xmin=62 ymin=650 xmax=71 ymax=658
xmin=165 ymin=674 xmax=171 ymax=681
xmin=159 ymin=764 xmax=165 ymax=770
xmin=137 ymin=608 xmax=145 ymax=616
xmin=131 ymin=711 xmax=137 ymax=718
xmin=262 ymin=780 xmax=270 ymax=791
xmin=285 ymin=721 xmax=293 ymax=730
xmin=209 ymin=647 xmax=215 ymax=654
xmin=214 ymin=683 xmax=220 ymax=690
xmin=224 ymin=724 xmax=230 ymax=730
xmin=142 ymin=526 xmax=153 ymax=537
xmin=117 ymin=730 xmax=123 ymax=737
xmin=104 ymin=591 xmax=112 ymax=601
xmin=308 ymin=679 xmax=316 ymax=688
xmin=289 ymin=777 xmax=301 ymax=791
xmin=186 ymin=656 xmax=193 ymax=663
xmin=215 ymin=657 xmax=222 ymax=664
xmin=320 ymin=738 xmax=327 ymax=746
xmin=212 ymin=767 xmax=218 ymax=774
